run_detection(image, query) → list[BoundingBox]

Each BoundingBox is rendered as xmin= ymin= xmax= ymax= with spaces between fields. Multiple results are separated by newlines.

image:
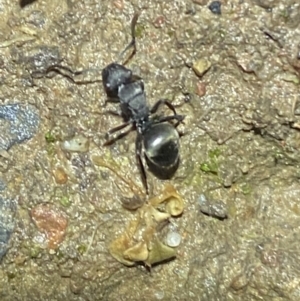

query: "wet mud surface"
xmin=1 ymin=0 xmax=300 ymax=300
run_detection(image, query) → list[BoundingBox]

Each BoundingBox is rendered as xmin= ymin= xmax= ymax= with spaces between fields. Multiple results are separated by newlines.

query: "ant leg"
xmin=41 ymin=64 xmax=103 ymax=85
xmin=117 ymin=12 xmax=140 ymax=65
xmin=151 ymin=100 xmax=185 ymax=127
xmin=150 ymin=99 xmax=178 ymax=116
xmin=104 ymin=109 xmax=123 ymax=117
xmin=135 ymin=133 xmax=148 ymax=194
xmin=156 ymin=114 xmax=185 ymax=127
xmin=104 ymin=129 xmax=133 ymax=146
xmin=104 ymin=121 xmax=133 ymax=145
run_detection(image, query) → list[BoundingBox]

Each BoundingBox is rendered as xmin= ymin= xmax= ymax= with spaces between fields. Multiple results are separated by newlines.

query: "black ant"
xmin=42 ymin=12 xmax=185 ymax=194
xmin=102 ymin=13 xmax=184 ymax=194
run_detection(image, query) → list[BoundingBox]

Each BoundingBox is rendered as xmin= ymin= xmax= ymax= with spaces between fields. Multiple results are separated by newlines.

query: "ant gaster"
xmin=42 ymin=12 xmax=184 ymax=194
xmin=102 ymin=13 xmax=184 ymax=194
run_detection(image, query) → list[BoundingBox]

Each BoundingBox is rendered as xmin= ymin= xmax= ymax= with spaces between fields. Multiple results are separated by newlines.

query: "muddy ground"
xmin=1 ymin=0 xmax=300 ymax=300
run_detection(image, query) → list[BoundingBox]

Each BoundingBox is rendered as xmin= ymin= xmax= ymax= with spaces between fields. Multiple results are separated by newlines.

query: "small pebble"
xmin=208 ymin=1 xmax=222 ymax=15
xmin=31 ymin=204 xmax=68 ymax=249
xmin=61 ymin=135 xmax=89 ymax=153
xmin=198 ymin=194 xmax=228 ymax=220
xmin=121 ymin=195 xmax=144 ymax=210
xmin=192 ymin=58 xmax=211 ymax=77
xmin=166 ymin=231 xmax=181 ymax=247
xmin=153 ymin=16 xmax=165 ymax=28
xmin=196 ymin=81 xmax=206 ymax=97
xmin=198 ymin=193 xmax=207 ymax=206
xmin=154 ymin=290 xmax=165 ymax=300
xmin=53 ymin=167 xmax=68 ymax=184
xmin=113 ymin=0 xmax=124 ymax=10
xmin=26 ymin=10 xmax=46 ymax=28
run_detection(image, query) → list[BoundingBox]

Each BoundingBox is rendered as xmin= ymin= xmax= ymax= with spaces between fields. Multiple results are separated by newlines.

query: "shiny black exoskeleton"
xmin=103 ymin=13 xmax=184 ymax=194
xmin=41 ymin=13 xmax=184 ymax=194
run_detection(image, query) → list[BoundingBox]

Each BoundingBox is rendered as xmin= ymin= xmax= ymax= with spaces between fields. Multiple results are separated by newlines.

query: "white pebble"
xmin=154 ymin=290 xmax=164 ymax=300
xmin=197 ymin=193 xmax=207 ymax=205
xmin=166 ymin=231 xmax=181 ymax=247
xmin=61 ymin=135 xmax=89 ymax=152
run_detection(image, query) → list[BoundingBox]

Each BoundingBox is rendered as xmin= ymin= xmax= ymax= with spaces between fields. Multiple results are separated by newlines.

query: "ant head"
xmin=102 ymin=63 xmax=133 ymax=98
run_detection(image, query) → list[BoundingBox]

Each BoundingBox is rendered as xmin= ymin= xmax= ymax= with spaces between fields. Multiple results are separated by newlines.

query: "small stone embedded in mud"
xmin=0 ymin=104 xmax=39 ymax=151
xmin=0 ymin=197 xmax=15 ymax=261
xmin=121 ymin=194 xmax=144 ymax=210
xmin=113 ymin=0 xmax=124 ymax=10
xmin=154 ymin=290 xmax=165 ymax=300
xmin=192 ymin=58 xmax=211 ymax=77
xmin=26 ymin=10 xmax=46 ymax=28
xmin=153 ymin=16 xmax=165 ymax=28
xmin=61 ymin=135 xmax=89 ymax=153
xmin=166 ymin=231 xmax=182 ymax=247
xmin=208 ymin=1 xmax=222 ymax=15
xmin=230 ymin=273 xmax=249 ymax=291
xmin=198 ymin=194 xmax=228 ymax=220
xmin=31 ymin=204 xmax=68 ymax=249
xmin=196 ymin=81 xmax=206 ymax=97
xmin=258 ymin=243 xmax=280 ymax=268
xmin=53 ymin=166 xmax=68 ymax=185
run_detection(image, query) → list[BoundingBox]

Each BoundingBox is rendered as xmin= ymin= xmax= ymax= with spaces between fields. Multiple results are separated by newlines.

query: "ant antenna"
xmin=116 ymin=11 xmax=140 ymax=65
xmin=35 ymin=13 xmax=141 ymax=84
